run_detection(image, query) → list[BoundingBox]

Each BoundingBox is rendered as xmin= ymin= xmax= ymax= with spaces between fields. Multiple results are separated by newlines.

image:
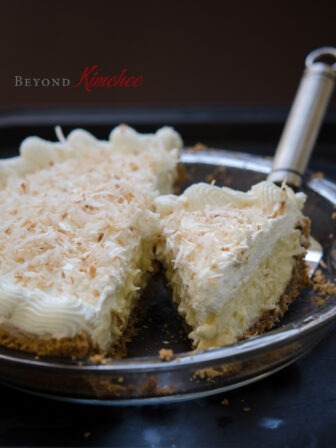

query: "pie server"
xmin=267 ymin=47 xmax=336 ymax=275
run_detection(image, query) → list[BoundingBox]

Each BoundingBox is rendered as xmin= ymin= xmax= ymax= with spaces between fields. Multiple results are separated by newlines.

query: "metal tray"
xmin=0 ymin=148 xmax=335 ymax=405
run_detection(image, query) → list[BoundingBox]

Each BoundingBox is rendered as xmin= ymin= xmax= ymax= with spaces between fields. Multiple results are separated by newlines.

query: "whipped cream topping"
xmin=156 ymin=181 xmax=307 ymax=349
xmin=0 ymin=125 xmax=181 ymax=348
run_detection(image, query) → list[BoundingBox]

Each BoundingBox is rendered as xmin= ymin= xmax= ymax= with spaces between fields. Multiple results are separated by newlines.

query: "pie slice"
xmin=0 ymin=125 xmax=181 ymax=357
xmin=155 ymin=181 xmax=310 ymax=350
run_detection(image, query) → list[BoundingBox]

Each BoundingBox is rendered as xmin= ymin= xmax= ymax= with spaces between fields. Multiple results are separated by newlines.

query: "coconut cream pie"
xmin=155 ymin=181 xmax=310 ymax=350
xmin=0 ymin=125 xmax=181 ymax=357
xmin=0 ymin=126 xmax=311 ymax=358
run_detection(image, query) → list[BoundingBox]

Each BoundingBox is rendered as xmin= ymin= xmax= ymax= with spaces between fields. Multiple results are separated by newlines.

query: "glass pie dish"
xmin=0 ymin=148 xmax=335 ymax=405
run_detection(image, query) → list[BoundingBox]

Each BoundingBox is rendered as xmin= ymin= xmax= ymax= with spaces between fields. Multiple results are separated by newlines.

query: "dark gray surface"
xmin=0 ymin=327 xmax=335 ymax=447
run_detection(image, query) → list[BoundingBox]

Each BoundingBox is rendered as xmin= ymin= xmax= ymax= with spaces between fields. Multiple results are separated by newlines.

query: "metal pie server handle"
xmin=268 ymin=47 xmax=336 ymax=187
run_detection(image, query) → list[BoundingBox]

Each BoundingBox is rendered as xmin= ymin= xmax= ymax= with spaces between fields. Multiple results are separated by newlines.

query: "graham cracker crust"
xmin=0 ymin=329 xmax=98 ymax=358
xmin=0 ymin=321 xmax=137 ymax=360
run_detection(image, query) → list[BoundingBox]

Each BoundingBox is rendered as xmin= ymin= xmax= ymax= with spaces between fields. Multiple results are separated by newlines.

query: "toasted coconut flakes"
xmin=0 ymin=147 xmax=159 ymax=303
xmin=89 ymin=265 xmax=96 ymax=279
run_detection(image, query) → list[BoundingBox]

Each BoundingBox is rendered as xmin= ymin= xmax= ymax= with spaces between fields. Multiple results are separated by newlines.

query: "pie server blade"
xmin=305 ymin=236 xmax=323 ymax=276
xmin=267 ymin=47 xmax=336 ymax=275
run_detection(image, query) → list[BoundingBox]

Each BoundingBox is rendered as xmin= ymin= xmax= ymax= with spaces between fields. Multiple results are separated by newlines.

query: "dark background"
xmin=1 ymin=0 xmax=336 ymax=111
